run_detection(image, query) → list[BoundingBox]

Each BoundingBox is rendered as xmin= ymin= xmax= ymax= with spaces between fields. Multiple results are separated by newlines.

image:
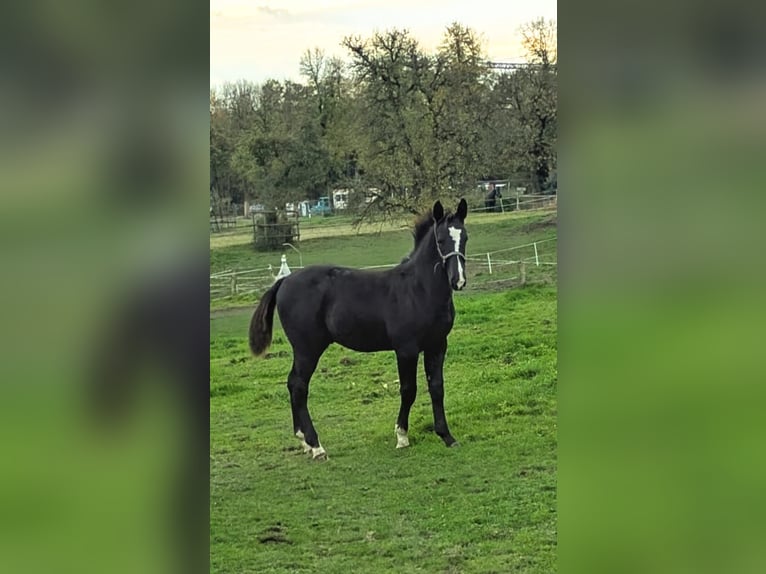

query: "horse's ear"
xmin=456 ymin=198 xmax=468 ymax=220
xmin=432 ymin=201 xmax=444 ymax=221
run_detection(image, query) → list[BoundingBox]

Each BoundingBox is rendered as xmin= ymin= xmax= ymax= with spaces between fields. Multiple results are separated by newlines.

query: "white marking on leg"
xmin=296 ymin=431 xmax=311 ymax=453
xmin=311 ymin=445 xmax=327 ymax=460
xmin=448 ymin=226 xmax=465 ymax=289
xmin=298 ymin=432 xmax=327 ymax=459
xmin=395 ymin=424 xmax=410 ymax=448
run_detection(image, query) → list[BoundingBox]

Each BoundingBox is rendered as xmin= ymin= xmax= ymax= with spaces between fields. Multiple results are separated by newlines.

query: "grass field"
xmin=210 ymin=215 xmax=409 ymax=249
xmin=210 ymin=209 xmax=557 ymax=310
xmin=210 ymin=210 xmax=558 ymax=573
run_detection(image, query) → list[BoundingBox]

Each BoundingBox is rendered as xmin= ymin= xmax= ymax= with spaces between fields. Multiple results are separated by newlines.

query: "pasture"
xmin=210 ymin=209 xmax=557 ymax=573
xmin=210 ymin=209 xmax=557 ymax=309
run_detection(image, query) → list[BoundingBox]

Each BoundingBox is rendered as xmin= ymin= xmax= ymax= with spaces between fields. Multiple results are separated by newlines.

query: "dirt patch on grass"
xmin=259 ymin=524 xmax=292 ymax=545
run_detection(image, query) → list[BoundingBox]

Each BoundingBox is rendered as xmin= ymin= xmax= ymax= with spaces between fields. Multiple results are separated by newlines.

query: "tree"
xmin=210 ymin=87 xmax=245 ymax=208
xmin=517 ymin=19 xmax=557 ymax=192
xmin=208 ymin=20 xmax=557 ymax=224
xmin=342 ymin=24 xmax=493 ymax=220
xmin=483 ymin=19 xmax=557 ymax=194
xmin=433 ymin=24 xmax=493 ymax=193
xmin=299 ymin=49 xmax=358 ymax=193
xmin=520 ymin=18 xmax=557 ymax=67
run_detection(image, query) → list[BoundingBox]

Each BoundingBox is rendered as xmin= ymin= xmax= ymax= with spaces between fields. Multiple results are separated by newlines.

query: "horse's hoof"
xmin=395 ymin=425 xmax=410 ymax=448
xmin=311 ymin=446 xmax=328 ymax=460
xmin=448 ymin=441 xmax=460 ymax=448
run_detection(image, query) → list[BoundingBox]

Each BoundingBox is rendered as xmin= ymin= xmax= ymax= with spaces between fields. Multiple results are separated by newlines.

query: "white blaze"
xmin=448 ymin=226 xmax=465 ymax=289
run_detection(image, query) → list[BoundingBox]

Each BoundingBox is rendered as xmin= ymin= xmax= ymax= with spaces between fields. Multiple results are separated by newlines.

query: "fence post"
xmin=486 ymin=252 xmax=492 ymax=274
xmin=231 ymin=270 xmax=238 ymax=296
xmin=520 ymin=260 xmax=526 ymax=287
xmin=534 ymin=242 xmax=539 ymax=266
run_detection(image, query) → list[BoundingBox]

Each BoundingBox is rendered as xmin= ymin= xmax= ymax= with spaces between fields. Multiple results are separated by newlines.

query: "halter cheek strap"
xmin=432 ymin=218 xmax=466 ymax=270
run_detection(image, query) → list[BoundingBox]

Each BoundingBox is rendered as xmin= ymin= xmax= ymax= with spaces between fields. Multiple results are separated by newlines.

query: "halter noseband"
xmin=432 ymin=218 xmax=466 ymax=271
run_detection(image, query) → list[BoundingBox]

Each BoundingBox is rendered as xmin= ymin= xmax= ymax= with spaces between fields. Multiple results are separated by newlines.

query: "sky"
xmin=210 ymin=0 xmax=556 ymax=88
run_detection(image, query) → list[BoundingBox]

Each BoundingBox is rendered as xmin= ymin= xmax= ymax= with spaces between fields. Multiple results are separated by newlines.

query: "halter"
xmin=432 ymin=218 xmax=466 ymax=272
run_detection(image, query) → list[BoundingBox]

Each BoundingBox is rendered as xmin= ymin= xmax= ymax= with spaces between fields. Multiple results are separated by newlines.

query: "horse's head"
xmin=432 ymin=198 xmax=468 ymax=291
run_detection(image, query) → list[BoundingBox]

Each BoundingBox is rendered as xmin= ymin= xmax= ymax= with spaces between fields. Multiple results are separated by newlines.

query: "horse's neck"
xmin=409 ymin=232 xmax=452 ymax=300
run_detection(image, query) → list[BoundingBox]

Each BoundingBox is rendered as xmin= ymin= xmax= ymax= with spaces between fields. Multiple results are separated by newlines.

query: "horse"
xmin=485 ymin=186 xmax=502 ymax=212
xmin=249 ymin=198 xmax=469 ymax=460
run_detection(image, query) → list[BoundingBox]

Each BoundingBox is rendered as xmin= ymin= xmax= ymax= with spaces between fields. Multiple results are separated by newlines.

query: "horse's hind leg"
xmin=287 ymin=349 xmax=327 ymax=460
xmin=290 ymin=393 xmax=311 ymax=455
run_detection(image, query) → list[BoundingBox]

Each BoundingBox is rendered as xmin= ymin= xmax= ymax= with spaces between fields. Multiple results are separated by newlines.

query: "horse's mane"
xmin=412 ymin=208 xmax=453 ymax=247
xmin=412 ymin=211 xmax=434 ymax=247
xmin=398 ymin=206 xmax=455 ymax=264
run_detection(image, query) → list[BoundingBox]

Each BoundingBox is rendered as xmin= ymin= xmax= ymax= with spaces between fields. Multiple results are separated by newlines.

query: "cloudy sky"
xmin=211 ymin=0 xmax=556 ymax=88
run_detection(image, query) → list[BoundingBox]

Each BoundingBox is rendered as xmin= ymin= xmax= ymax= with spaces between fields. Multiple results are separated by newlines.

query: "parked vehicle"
xmin=310 ymin=196 xmax=332 ymax=216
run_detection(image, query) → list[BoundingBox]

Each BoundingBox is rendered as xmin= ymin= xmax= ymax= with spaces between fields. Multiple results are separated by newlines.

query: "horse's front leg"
xmin=424 ymin=341 xmax=458 ymax=447
xmin=394 ymin=350 xmax=418 ymax=448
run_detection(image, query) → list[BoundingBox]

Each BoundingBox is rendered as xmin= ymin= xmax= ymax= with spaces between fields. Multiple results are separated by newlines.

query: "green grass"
xmin=210 ymin=209 xmax=557 ymax=309
xmin=211 ymin=210 xmax=554 ymax=274
xmin=210 ymin=215 xmax=410 ymax=249
xmin=210 ymin=287 xmax=557 ymax=573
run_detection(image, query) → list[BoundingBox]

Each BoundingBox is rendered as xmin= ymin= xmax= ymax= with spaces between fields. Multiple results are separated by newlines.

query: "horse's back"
xmin=275 ymin=265 xmax=395 ymax=352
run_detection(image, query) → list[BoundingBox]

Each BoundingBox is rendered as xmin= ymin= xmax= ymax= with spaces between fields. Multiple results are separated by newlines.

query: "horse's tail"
xmin=249 ymin=278 xmax=285 ymax=357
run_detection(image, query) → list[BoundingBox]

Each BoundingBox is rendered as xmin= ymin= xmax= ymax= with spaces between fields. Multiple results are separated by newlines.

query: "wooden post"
xmin=231 ymin=270 xmax=238 ymax=296
xmin=534 ymin=242 xmax=539 ymax=266
xmin=486 ymin=252 xmax=492 ymax=274
xmin=520 ymin=260 xmax=526 ymax=287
